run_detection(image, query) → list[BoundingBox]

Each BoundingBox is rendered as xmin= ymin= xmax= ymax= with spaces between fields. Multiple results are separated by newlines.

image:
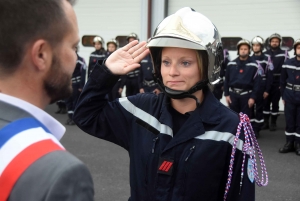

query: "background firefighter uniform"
xmin=65 ymin=54 xmax=86 ymax=121
xmin=74 ymin=65 xmax=255 ymax=201
xmin=264 ymin=49 xmax=289 ymax=129
xmin=213 ymin=49 xmax=230 ymax=100
xmin=138 ymin=54 xmax=158 ymax=93
xmin=123 ymin=69 xmax=140 ymax=96
xmin=280 ymin=57 xmax=300 ymax=146
xmin=251 ymin=54 xmax=273 ymax=133
xmin=106 ymin=51 xmax=126 ymax=101
xmin=224 ymin=57 xmax=260 ymax=122
xmin=87 ymin=49 xmax=106 ymax=77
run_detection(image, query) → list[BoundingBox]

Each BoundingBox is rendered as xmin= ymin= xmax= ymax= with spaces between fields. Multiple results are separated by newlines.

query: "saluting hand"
xmin=106 ymin=40 xmax=150 ymax=75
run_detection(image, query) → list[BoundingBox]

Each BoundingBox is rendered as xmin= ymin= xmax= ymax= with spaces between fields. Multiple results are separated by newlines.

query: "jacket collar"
xmin=158 ymin=88 xmax=221 ymax=153
xmin=0 ymin=93 xmax=65 ymax=140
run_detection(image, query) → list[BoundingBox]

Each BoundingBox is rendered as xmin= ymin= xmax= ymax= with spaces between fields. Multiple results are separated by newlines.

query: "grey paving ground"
xmin=46 ymin=104 xmax=300 ymax=201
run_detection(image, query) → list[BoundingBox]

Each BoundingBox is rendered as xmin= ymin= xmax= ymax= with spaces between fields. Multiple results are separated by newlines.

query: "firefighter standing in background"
xmin=212 ymin=49 xmax=230 ymax=101
xmin=263 ymin=33 xmax=289 ymax=131
xmin=251 ymin=36 xmax=274 ymax=137
xmin=65 ymin=48 xmax=87 ymax=125
xmin=279 ymin=39 xmax=300 ymax=155
xmin=55 ymin=100 xmax=67 ymax=114
xmin=138 ymin=54 xmax=160 ymax=94
xmin=87 ymin=36 xmax=106 ymax=77
xmin=224 ymin=39 xmax=261 ymax=136
xmin=123 ymin=33 xmax=140 ymax=96
xmin=106 ymin=39 xmax=125 ymax=101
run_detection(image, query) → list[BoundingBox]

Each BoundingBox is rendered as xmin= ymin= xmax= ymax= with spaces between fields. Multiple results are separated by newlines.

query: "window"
xmin=116 ymin=36 xmax=128 ymax=48
xmin=264 ymin=37 xmax=294 ymax=51
xmin=221 ymin=37 xmax=242 ymax=51
xmin=81 ymin=35 xmax=98 ymax=47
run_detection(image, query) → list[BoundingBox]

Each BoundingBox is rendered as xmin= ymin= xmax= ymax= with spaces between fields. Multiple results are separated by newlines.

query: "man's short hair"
xmin=0 ymin=0 xmax=75 ymax=74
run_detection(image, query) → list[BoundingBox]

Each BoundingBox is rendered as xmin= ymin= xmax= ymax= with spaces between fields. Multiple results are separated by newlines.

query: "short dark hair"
xmin=0 ymin=0 xmax=75 ymax=74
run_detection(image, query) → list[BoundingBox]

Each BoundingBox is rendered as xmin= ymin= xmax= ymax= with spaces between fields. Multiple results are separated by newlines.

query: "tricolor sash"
xmin=0 ymin=118 xmax=65 ymax=201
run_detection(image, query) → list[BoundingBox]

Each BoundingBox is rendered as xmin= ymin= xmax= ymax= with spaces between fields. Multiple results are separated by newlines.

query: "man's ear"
xmin=31 ymin=40 xmax=53 ymax=71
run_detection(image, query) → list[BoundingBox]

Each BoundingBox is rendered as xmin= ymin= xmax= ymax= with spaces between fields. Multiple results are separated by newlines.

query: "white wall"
xmin=73 ymin=0 xmax=141 ymax=62
xmin=168 ymin=0 xmax=300 ymax=39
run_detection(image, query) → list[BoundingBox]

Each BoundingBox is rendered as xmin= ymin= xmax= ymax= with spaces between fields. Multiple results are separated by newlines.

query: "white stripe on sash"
xmin=0 ymin=127 xmax=64 ymax=176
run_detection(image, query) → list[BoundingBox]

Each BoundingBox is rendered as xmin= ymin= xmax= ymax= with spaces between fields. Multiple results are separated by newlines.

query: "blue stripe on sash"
xmin=0 ymin=118 xmax=50 ymax=148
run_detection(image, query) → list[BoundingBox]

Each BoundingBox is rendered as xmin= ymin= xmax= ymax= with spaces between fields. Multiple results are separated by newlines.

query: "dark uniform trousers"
xmin=281 ymin=57 xmax=300 ymax=143
xmin=66 ymin=54 xmax=86 ymax=120
xmin=251 ymin=54 xmax=273 ymax=132
xmin=263 ymin=79 xmax=281 ymax=117
xmin=229 ymin=93 xmax=253 ymax=119
xmin=65 ymin=83 xmax=81 ymax=119
xmin=264 ymin=49 xmax=288 ymax=124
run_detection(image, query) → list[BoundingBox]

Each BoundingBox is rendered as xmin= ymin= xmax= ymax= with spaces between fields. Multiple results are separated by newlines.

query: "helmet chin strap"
xmin=156 ymin=78 xmax=209 ymax=106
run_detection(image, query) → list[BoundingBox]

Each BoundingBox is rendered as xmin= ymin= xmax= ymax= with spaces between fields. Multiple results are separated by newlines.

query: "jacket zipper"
xmin=152 ymin=137 xmax=159 ymax=153
xmin=182 ymin=145 xmax=196 ymax=196
xmin=185 ymin=146 xmax=195 ymax=161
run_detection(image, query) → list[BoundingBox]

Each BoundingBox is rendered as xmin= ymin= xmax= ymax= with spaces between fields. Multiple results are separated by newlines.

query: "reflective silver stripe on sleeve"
xmin=257 ymin=60 xmax=268 ymax=65
xmin=77 ymin=60 xmax=87 ymax=69
xmin=285 ymin=131 xmax=296 ymax=136
xmin=275 ymin=54 xmax=285 ymax=57
xmin=282 ymin=65 xmax=300 ymax=70
xmin=119 ymin=97 xmax=173 ymax=137
xmin=246 ymin=63 xmax=258 ymax=68
xmin=227 ymin=62 xmax=237 ymax=66
xmin=90 ymin=54 xmax=105 ymax=58
xmin=195 ymin=131 xmax=244 ymax=152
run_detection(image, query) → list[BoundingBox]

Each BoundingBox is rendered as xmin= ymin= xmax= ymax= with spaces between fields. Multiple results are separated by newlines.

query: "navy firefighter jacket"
xmin=87 ymin=49 xmax=106 ymax=77
xmin=224 ymin=57 xmax=260 ymax=100
xmin=138 ymin=54 xmax=158 ymax=90
xmin=73 ymin=62 xmax=255 ymax=201
xmin=280 ymin=57 xmax=300 ymax=103
xmin=251 ymin=54 xmax=274 ymax=94
xmin=264 ymin=48 xmax=289 ymax=84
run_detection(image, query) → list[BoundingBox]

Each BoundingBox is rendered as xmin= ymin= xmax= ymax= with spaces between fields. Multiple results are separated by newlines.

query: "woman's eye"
xmin=162 ymin=60 xmax=170 ymax=66
xmin=182 ymin=61 xmax=190 ymax=66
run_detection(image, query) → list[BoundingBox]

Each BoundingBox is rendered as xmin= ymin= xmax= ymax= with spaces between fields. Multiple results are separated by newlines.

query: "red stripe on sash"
xmin=0 ymin=139 xmax=64 ymax=201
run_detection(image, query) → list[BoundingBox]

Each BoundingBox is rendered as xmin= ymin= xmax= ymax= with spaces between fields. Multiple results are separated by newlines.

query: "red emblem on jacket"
xmin=239 ymin=69 xmax=243 ymax=73
xmin=296 ymin=75 xmax=299 ymax=79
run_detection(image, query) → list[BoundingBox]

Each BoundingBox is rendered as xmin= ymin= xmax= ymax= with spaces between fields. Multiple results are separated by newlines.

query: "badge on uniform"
xmin=247 ymin=158 xmax=255 ymax=183
xmin=296 ymin=75 xmax=299 ymax=79
xmin=239 ymin=69 xmax=243 ymax=73
xmin=157 ymin=157 xmax=174 ymax=176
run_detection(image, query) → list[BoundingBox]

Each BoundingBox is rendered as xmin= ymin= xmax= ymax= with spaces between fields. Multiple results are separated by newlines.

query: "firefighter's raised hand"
xmin=106 ymin=40 xmax=150 ymax=75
